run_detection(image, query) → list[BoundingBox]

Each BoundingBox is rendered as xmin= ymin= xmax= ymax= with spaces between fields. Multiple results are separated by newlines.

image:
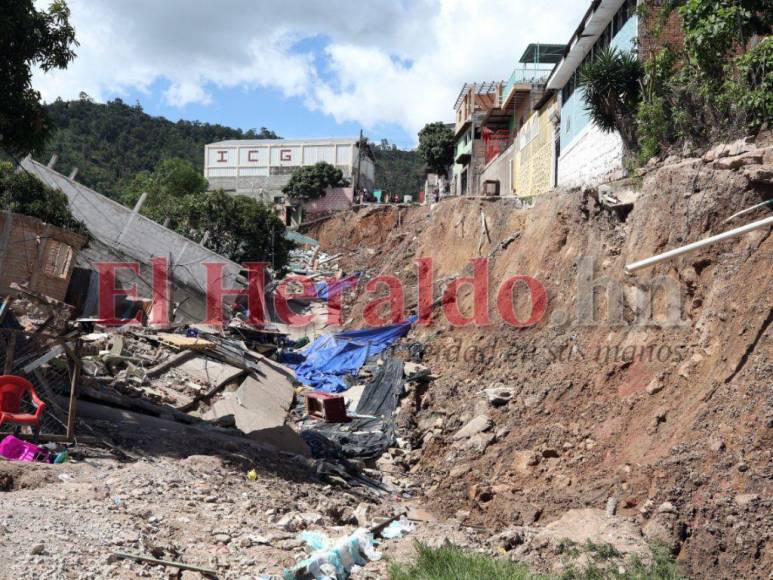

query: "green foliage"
xmin=636 ymin=47 xmax=681 ymax=161
xmin=417 ymin=122 xmax=455 ymax=175
xmin=118 ymin=157 xmax=287 ymax=267
xmin=735 ymin=37 xmax=773 ymax=132
xmin=120 ymin=158 xmax=208 ymax=212
xmin=388 ymin=542 xmax=540 ymax=580
xmin=0 ymin=162 xmax=85 ymax=233
xmin=389 ymin=542 xmax=685 ymax=580
xmin=373 ymin=140 xmax=424 ymax=198
xmin=634 ymin=1 xmax=772 ymax=159
xmin=678 ymin=0 xmax=771 ymax=76
xmin=579 ymin=48 xmax=643 ymax=155
xmin=35 ymin=98 xmax=279 ymax=198
xmin=163 ymin=191 xmax=291 ymax=269
xmin=0 ymin=1 xmax=78 ymax=157
xmin=282 ymin=162 xmax=346 ymax=200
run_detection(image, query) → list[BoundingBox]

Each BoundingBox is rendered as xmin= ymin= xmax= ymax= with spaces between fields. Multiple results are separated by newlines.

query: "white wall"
xmin=557 ymin=122 xmax=624 ymax=188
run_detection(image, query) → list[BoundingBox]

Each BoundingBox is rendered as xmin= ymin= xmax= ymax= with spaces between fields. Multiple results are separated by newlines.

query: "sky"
xmin=33 ymin=0 xmax=589 ymax=148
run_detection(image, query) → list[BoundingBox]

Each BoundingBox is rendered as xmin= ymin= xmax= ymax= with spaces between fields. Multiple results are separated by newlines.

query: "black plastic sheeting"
xmin=356 ymin=358 xmax=404 ymax=418
xmin=302 ymin=357 xmax=405 ymax=459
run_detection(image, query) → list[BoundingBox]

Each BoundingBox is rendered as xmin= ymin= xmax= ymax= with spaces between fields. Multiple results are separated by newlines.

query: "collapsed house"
xmin=0 ymin=211 xmax=87 ymax=302
xmin=20 ymin=155 xmax=245 ymax=323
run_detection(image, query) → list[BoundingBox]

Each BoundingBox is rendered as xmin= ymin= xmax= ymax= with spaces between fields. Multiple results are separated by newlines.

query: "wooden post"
xmin=66 ymin=343 xmax=81 ymax=441
xmin=3 ymin=334 xmax=16 ymax=374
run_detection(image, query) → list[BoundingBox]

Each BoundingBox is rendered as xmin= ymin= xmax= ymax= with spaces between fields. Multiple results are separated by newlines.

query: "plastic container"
xmin=0 ymin=435 xmax=50 ymax=462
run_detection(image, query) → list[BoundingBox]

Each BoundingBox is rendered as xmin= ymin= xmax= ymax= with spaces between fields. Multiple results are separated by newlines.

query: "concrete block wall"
xmin=479 ymin=144 xmax=513 ymax=195
xmin=557 ymin=123 xmax=625 ymax=188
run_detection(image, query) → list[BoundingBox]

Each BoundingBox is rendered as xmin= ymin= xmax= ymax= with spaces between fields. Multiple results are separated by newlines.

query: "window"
xmin=42 ymin=240 xmax=73 ymax=279
xmin=560 ymin=0 xmax=636 ymax=103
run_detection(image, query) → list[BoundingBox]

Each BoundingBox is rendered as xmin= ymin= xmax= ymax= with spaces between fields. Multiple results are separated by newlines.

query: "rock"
xmin=468 ymin=484 xmax=494 ymax=503
xmin=449 ymin=464 xmax=471 ymax=478
xmin=534 ymin=508 xmax=649 ymax=559
xmin=541 ymin=448 xmax=560 ymax=459
xmin=522 ymin=505 xmax=543 ymax=524
xmin=353 ymin=503 xmax=370 ymax=527
xmin=713 ymin=150 xmax=763 ymax=170
xmin=464 ymin=432 xmax=495 ymax=453
xmin=742 ymin=164 xmax=773 ymax=185
xmin=734 ymin=493 xmax=759 ymax=507
xmin=276 ymin=513 xmax=301 ymax=532
xmin=483 ymin=386 xmax=514 ymax=407
xmin=513 ymin=450 xmax=540 ymax=474
xmin=643 ymin=516 xmax=677 ymax=550
xmin=30 ymin=544 xmax=45 ymax=555
xmin=657 ymin=501 xmax=676 ymax=514
xmin=213 ymin=533 xmax=231 ymax=544
xmin=639 ymin=499 xmax=655 ymax=516
xmin=453 ymin=415 xmax=492 ymax=440
xmin=523 ymin=394 xmax=543 ymax=408
xmin=727 ymin=138 xmax=755 ymax=157
xmin=606 ymin=497 xmax=618 ymax=517
xmin=709 ymin=439 xmax=726 ymax=452
xmin=645 ymin=379 xmax=663 ymax=395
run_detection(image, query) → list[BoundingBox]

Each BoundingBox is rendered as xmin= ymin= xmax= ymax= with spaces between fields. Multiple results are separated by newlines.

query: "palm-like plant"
xmin=579 ymin=47 xmax=643 ymax=156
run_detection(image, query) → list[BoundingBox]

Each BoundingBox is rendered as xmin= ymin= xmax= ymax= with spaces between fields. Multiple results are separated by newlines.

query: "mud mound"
xmin=311 ymin=138 xmax=773 ymax=578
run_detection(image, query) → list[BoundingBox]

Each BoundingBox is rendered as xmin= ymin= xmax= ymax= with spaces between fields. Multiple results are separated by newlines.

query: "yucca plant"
xmin=579 ymin=47 xmax=643 ymax=157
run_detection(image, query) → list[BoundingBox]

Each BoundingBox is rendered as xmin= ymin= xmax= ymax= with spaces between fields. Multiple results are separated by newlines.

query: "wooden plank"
xmin=66 ymin=346 xmax=81 ymax=440
xmin=3 ymin=334 xmax=16 ymax=374
xmin=157 ymin=333 xmax=215 ymax=350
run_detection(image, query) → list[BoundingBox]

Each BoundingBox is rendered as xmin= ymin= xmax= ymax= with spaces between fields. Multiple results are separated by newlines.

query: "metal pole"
xmin=625 ymin=215 xmax=773 ymax=274
xmin=66 ymin=342 xmax=81 ymax=441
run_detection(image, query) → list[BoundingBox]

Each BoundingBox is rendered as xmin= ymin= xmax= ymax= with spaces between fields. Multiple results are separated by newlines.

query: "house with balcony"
xmin=478 ymin=44 xmax=564 ymax=197
xmin=451 ymin=82 xmax=500 ymax=197
xmin=546 ymin=0 xmax=640 ymax=187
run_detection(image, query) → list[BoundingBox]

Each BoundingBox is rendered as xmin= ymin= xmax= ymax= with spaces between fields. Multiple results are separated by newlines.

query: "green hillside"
xmin=32 ymin=98 xmax=424 ymax=200
xmin=36 ymin=97 xmax=278 ymax=198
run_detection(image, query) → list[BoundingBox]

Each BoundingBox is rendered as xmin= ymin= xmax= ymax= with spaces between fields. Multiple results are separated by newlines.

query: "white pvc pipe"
xmin=625 ymin=215 xmax=773 ymax=274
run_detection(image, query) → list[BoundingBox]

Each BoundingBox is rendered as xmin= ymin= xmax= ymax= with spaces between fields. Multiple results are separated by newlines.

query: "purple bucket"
xmin=0 ymin=435 xmax=50 ymax=462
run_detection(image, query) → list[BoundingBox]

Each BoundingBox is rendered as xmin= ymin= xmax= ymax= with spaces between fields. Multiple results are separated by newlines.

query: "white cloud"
xmin=33 ymin=0 xmax=588 ymax=138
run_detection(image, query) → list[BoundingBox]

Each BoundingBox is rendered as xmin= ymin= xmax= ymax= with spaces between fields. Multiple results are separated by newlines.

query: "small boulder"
xmin=453 ymin=415 xmax=493 ymax=440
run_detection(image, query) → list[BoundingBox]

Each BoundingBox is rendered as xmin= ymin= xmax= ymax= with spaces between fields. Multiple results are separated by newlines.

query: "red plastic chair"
xmin=0 ymin=375 xmax=46 ymax=440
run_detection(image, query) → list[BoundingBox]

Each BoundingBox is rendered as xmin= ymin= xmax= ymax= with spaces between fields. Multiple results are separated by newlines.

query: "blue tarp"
xmin=314 ymin=273 xmax=361 ymax=301
xmin=292 ymin=317 xmax=416 ymax=393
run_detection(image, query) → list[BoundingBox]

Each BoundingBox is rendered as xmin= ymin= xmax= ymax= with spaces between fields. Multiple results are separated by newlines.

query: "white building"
xmin=547 ymin=0 xmax=639 ymax=188
xmin=204 ymin=138 xmax=375 ymax=203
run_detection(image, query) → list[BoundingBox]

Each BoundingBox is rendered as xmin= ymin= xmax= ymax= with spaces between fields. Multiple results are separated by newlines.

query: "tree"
xmin=0 ymin=162 xmax=85 ymax=233
xmin=1 ymin=1 xmax=77 ymax=157
xmin=282 ymin=162 xmax=346 ymax=200
xmin=120 ymin=158 xmax=208 ymax=212
xmin=579 ymin=47 xmax=643 ymax=156
xmin=165 ymin=190 xmax=292 ymax=269
xmin=37 ymin=99 xmax=282 ymax=199
xmin=417 ymin=122 xmax=454 ymax=175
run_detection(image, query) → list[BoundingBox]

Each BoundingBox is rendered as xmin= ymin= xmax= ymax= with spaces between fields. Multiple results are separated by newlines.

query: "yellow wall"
xmin=511 ymin=94 xmax=557 ymax=198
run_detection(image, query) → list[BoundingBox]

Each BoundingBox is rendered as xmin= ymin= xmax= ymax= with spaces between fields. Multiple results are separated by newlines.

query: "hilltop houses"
xmin=449 ymin=0 xmax=680 ymax=198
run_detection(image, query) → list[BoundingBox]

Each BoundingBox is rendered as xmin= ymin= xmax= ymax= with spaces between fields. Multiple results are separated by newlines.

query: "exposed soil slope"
xmin=307 ymin=139 xmax=773 ymax=578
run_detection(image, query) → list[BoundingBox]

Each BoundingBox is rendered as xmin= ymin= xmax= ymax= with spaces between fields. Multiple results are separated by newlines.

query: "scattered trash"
xmin=380 ymin=515 xmax=415 ymax=539
xmin=285 ymin=529 xmax=381 ymax=580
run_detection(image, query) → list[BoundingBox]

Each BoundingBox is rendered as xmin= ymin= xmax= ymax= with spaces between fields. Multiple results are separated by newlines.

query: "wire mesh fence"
xmin=0 ymin=325 xmax=77 ymax=439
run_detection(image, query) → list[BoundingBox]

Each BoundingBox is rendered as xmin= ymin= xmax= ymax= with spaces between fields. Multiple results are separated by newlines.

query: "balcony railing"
xmin=501 ymin=66 xmax=554 ymax=105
